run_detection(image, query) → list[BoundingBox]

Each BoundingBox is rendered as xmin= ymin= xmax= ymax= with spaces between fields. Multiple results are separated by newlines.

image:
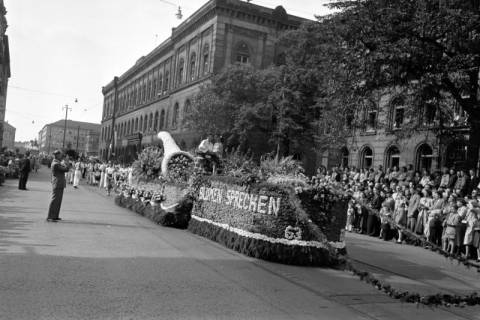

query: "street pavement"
xmin=0 ymin=167 xmax=480 ymax=320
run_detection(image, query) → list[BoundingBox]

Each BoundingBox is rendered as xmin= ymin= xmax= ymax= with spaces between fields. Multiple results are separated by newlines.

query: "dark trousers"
xmin=47 ymin=188 xmax=64 ymax=219
xmin=18 ymin=172 xmax=29 ymax=190
xmin=367 ymin=214 xmax=379 ymax=236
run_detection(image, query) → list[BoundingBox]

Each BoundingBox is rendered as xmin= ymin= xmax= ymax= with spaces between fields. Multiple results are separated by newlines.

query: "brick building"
xmin=38 ymin=120 xmax=101 ymax=156
xmin=99 ymin=0 xmax=306 ymax=163
xmin=0 ymin=0 xmax=10 ymax=149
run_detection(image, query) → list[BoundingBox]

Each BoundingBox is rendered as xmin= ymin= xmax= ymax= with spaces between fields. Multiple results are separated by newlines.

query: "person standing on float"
xmin=46 ymin=150 xmax=70 ymax=222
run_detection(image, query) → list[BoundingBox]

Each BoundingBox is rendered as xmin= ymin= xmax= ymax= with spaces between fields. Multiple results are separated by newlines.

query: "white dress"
xmin=73 ymin=162 xmax=82 ymax=187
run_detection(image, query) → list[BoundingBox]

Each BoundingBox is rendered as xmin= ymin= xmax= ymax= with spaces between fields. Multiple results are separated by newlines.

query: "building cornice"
xmin=102 ymin=0 xmax=308 ymax=94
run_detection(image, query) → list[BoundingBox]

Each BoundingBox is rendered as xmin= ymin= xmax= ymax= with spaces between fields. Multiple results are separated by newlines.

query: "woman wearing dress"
xmin=73 ymin=161 xmax=82 ymax=189
xmin=105 ymin=163 xmax=115 ymax=196
xmin=463 ymin=202 xmax=480 ymax=259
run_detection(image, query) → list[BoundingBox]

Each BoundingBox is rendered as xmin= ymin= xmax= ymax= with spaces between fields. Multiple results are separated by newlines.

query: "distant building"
xmin=2 ymin=120 xmax=15 ymax=150
xmin=100 ymin=0 xmax=307 ymax=163
xmin=38 ymin=120 xmax=101 ymax=156
xmin=0 ymin=0 xmax=10 ymax=149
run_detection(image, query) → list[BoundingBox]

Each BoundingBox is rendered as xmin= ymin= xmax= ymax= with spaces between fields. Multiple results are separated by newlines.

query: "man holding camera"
xmin=46 ymin=150 xmax=71 ymax=222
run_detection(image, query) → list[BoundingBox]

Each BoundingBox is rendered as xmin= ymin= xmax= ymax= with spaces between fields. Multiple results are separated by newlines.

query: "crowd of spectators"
xmin=312 ymin=165 xmax=480 ymax=262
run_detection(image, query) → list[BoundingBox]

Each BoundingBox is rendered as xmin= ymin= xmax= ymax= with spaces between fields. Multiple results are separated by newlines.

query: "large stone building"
xmin=0 ymin=0 xmax=10 ymax=149
xmin=327 ymin=92 xmax=472 ymax=173
xmin=100 ymin=0 xmax=306 ymax=163
xmin=2 ymin=120 xmax=14 ymax=150
xmin=38 ymin=120 xmax=101 ymax=156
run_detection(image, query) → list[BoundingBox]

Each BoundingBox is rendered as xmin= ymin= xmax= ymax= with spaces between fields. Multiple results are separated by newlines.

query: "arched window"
xmin=101 ymin=127 xmax=104 ymax=141
xmin=143 ymin=116 xmax=148 ymax=132
xmin=154 ymin=111 xmax=159 ymax=131
xmin=415 ymin=144 xmax=433 ymax=172
xmin=142 ymin=84 xmax=146 ymax=102
xmin=177 ymin=58 xmax=185 ymax=85
xmin=134 ymin=118 xmax=139 ymax=132
xmin=163 ymin=71 xmax=169 ymax=93
xmin=127 ymin=121 xmax=131 ymax=136
xmin=160 ymin=109 xmax=165 ymax=130
xmin=183 ymin=100 xmax=191 ymax=126
xmin=364 ymin=100 xmax=377 ymax=132
xmin=158 ymin=74 xmax=163 ymax=95
xmin=202 ymin=44 xmax=210 ymax=75
xmin=139 ymin=116 xmax=143 ymax=132
xmin=340 ymin=147 xmax=349 ymax=168
xmin=390 ymin=96 xmax=405 ymax=130
xmin=236 ymin=42 xmax=250 ymax=64
xmin=189 ymin=53 xmax=196 ymax=81
xmin=149 ymin=113 xmax=153 ymax=130
xmin=152 ymin=79 xmax=157 ymax=99
xmin=385 ymin=145 xmax=400 ymax=169
xmin=147 ymin=80 xmax=151 ymax=100
xmin=359 ymin=146 xmax=374 ymax=169
xmin=172 ymin=103 xmax=179 ymax=128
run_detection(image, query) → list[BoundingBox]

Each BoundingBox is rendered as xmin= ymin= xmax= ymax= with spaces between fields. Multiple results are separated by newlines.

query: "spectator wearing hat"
xmin=46 ymin=150 xmax=70 ymax=222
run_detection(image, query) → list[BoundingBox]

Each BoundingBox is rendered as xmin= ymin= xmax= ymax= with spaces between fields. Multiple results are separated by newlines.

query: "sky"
xmin=4 ymin=0 xmax=334 ymax=141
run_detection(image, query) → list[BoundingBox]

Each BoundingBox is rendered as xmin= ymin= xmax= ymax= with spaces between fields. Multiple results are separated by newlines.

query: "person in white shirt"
xmin=197 ymin=134 xmax=219 ymax=172
xmin=198 ymin=134 xmax=214 ymax=154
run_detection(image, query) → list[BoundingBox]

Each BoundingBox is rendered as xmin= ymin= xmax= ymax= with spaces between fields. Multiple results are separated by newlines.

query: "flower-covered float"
xmin=114 ymin=132 xmax=195 ymax=228
xmin=115 ymin=132 xmax=347 ymax=266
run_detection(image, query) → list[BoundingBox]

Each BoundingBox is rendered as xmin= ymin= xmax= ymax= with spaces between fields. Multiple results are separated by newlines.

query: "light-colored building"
xmin=0 ymin=0 xmax=10 ymax=149
xmin=38 ymin=120 xmax=101 ymax=156
xmin=100 ymin=0 xmax=306 ymax=163
xmin=2 ymin=120 xmax=15 ymax=150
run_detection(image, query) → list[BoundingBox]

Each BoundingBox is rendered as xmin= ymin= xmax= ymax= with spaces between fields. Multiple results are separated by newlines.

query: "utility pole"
xmin=62 ymin=104 xmax=72 ymax=149
xmin=75 ymin=125 xmax=80 ymax=154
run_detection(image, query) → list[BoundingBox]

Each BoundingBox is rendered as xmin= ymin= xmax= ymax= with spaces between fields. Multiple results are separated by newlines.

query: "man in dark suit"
xmin=18 ymin=151 xmax=31 ymax=190
xmin=46 ymin=150 xmax=70 ymax=222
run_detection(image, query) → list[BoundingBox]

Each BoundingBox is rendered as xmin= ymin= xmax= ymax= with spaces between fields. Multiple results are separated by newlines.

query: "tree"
xmin=282 ymin=0 xmax=480 ymax=166
xmin=186 ymin=64 xmax=319 ymax=157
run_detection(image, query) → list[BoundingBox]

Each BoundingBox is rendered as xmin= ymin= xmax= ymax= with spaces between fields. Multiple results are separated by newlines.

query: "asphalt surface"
xmin=0 ymin=167 xmax=479 ymax=320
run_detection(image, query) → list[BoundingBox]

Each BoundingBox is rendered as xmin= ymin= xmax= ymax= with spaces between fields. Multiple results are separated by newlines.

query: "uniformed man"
xmin=46 ymin=150 xmax=70 ymax=222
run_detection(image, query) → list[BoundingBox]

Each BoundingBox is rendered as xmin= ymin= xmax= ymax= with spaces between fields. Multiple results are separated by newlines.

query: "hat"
xmin=53 ymin=150 xmax=62 ymax=155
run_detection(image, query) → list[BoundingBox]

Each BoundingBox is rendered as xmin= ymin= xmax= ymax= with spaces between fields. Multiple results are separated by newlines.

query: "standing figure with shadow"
xmin=18 ymin=151 xmax=31 ymax=190
xmin=46 ymin=150 xmax=70 ymax=222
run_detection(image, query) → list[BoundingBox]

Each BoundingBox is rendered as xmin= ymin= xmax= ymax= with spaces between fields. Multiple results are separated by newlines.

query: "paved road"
xmin=347 ymin=232 xmax=480 ymax=297
xmin=0 ymin=167 xmax=479 ymax=320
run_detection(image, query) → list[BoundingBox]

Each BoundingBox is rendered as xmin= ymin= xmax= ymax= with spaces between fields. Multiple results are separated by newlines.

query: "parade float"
xmin=115 ymin=132 xmax=347 ymax=266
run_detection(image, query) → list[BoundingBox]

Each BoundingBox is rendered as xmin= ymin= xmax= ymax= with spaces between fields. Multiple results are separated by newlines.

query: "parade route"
xmin=0 ymin=167 xmax=479 ymax=320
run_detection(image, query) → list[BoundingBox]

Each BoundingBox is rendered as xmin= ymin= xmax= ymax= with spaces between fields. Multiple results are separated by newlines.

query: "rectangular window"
xmin=367 ymin=111 xmax=377 ymax=131
xmin=394 ymin=107 xmax=404 ymax=129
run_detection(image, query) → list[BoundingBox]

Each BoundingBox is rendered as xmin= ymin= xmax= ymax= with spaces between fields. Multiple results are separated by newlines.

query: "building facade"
xmin=2 ymin=120 xmax=14 ymax=150
xmin=0 ymin=0 xmax=10 ymax=149
xmin=326 ymin=91 xmax=472 ymax=173
xmin=100 ymin=0 xmax=305 ymax=163
xmin=38 ymin=120 xmax=101 ymax=156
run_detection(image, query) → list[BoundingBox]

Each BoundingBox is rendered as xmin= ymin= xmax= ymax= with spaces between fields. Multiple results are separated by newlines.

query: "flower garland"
xmin=341 ymin=257 xmax=480 ymax=307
